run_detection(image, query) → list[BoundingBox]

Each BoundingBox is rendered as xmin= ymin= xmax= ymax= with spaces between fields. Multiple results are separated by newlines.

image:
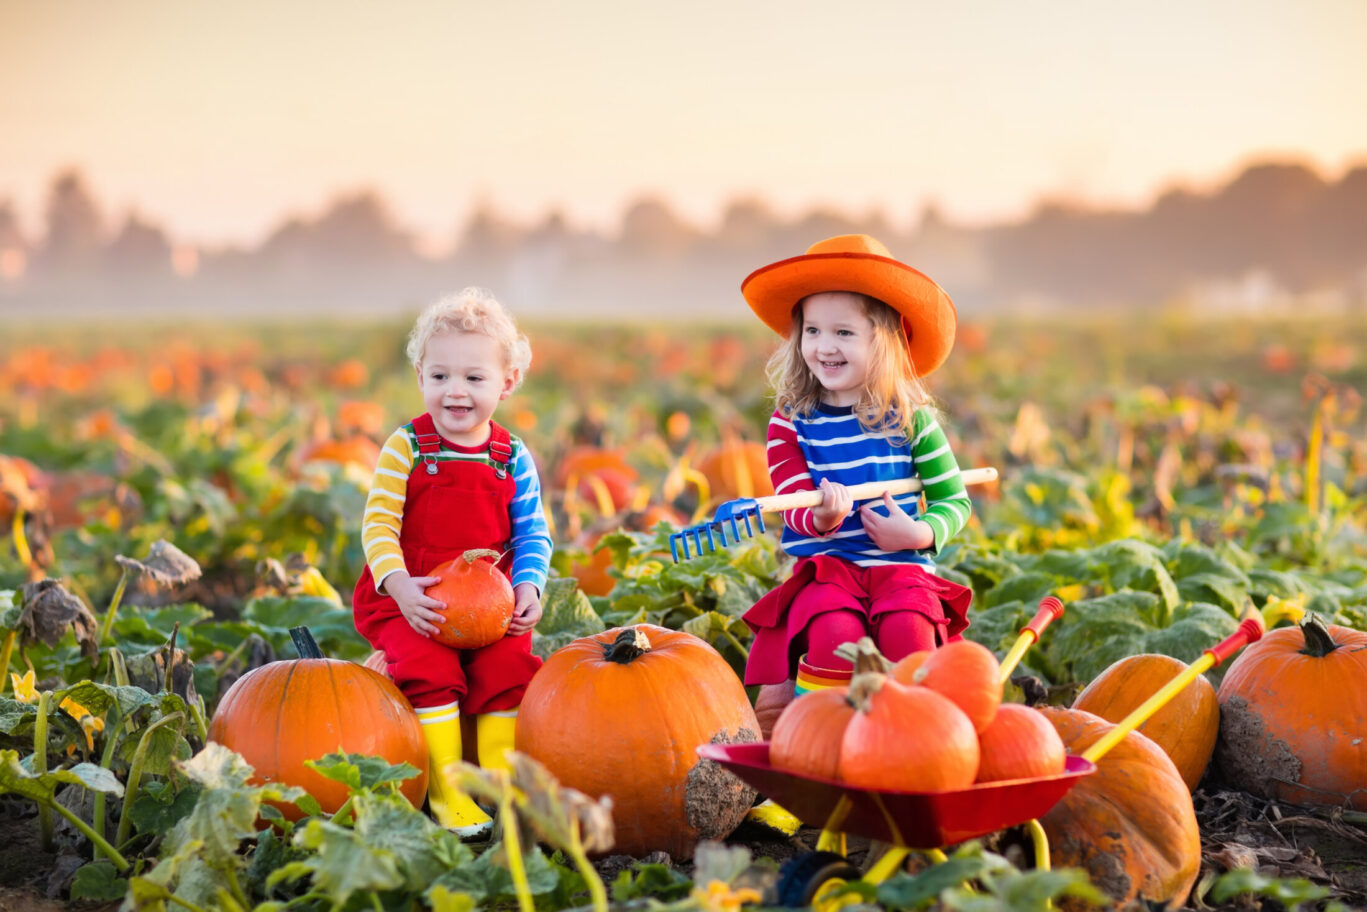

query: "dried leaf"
xmin=114 ymin=540 xmax=202 ymax=587
xmin=19 ymin=579 xmax=99 ymax=661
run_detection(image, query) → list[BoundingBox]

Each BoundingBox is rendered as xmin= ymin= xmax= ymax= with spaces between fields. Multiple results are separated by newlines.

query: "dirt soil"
xmin=2 ymin=787 xmax=1365 ymax=910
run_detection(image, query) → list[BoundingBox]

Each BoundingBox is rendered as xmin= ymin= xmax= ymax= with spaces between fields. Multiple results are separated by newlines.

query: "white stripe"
xmin=369 ymin=554 xmax=404 ymax=572
xmin=770 ymin=416 xmax=795 ymax=432
xmin=415 ymin=699 xmax=460 ymax=714
xmin=364 ymin=504 xmax=403 ymax=519
xmin=796 ymin=431 xmax=878 ymax=448
xmin=925 ymin=512 xmax=949 ymax=542
xmin=911 ymin=420 xmax=941 ymax=448
xmin=375 ymin=466 xmax=409 ymax=481
xmin=917 ymin=441 xmax=951 ymax=462
xmin=799 ymin=412 xmax=860 ymax=426
xmin=808 ymin=454 xmax=913 ymax=472
xmin=482 ymin=709 xmax=518 ymax=718
xmin=921 ymin=467 xmax=962 ymax=485
xmin=367 ymin=488 xmax=405 ymax=502
xmin=417 ymin=710 xmax=461 ymax=724
xmin=381 ymin=445 xmax=408 ymax=463
xmin=774 ymin=473 xmax=811 ymax=493
xmin=362 ymin=522 xmax=400 ymax=537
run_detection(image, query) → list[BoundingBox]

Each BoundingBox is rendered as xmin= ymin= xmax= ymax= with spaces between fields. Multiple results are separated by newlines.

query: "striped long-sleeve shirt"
xmin=766 ymin=404 xmax=971 ymax=569
xmin=361 ymin=425 xmax=553 ymax=594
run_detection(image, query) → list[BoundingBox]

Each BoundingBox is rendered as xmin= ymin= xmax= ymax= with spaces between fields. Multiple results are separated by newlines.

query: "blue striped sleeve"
xmin=507 ymin=440 xmax=552 ymax=593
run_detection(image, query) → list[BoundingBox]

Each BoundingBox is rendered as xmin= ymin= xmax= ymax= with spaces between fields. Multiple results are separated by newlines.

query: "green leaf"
xmin=0 ymin=750 xmax=124 ymax=803
xmin=1141 ymin=603 xmax=1239 ymax=665
xmin=878 ymin=856 xmax=992 ymax=909
xmin=532 ymin=578 xmax=606 ymax=659
xmin=168 ymin=743 xmax=307 ymax=866
xmin=69 ymin=860 xmax=128 ymax=901
xmin=125 ymin=779 xmax=202 ymax=838
xmin=288 ymin=817 xmax=407 ymax=905
xmin=611 ymin=863 xmax=694 ymax=902
xmin=1176 ymin=573 xmax=1248 ymax=614
xmin=1050 ymin=591 xmax=1160 ymax=683
xmin=1206 ymin=866 xmax=1329 ymax=906
xmin=306 ymin=751 xmax=421 ymax=793
xmin=352 ymin=790 xmax=448 ymax=888
xmin=0 ymin=697 xmax=39 ymax=736
xmin=1092 ymin=539 xmax=1180 ymax=615
xmin=981 ymin=572 xmax=1057 ymax=610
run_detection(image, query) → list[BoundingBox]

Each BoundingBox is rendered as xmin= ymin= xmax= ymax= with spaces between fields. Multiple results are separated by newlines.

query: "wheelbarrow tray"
xmin=699 ymin=742 xmax=1095 ymax=849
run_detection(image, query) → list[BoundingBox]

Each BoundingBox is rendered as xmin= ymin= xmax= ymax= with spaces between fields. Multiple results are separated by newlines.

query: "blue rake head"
xmin=668 ymin=499 xmax=767 ymax=562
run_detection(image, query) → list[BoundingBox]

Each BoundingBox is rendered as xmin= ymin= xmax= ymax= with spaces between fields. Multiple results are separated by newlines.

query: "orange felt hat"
xmin=741 ymin=234 xmax=957 ymax=377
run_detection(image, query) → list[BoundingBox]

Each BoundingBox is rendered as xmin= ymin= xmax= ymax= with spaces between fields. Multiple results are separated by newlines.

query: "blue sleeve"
xmin=507 ymin=442 xmax=552 ymax=593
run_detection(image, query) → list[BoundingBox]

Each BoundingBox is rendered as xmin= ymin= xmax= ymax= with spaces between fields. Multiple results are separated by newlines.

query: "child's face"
xmin=800 ymin=292 xmax=875 ymax=407
xmin=417 ymin=330 xmax=517 ymax=446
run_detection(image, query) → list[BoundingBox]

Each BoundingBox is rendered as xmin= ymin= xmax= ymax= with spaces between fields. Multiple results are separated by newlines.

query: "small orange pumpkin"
xmin=888 ymin=650 xmax=931 ymax=685
xmin=427 ymin=549 xmax=515 ymax=649
xmin=1037 ymin=706 xmax=1200 ymax=910
xmin=912 ymin=640 xmax=1002 ymax=733
xmin=770 ymin=687 xmax=854 ymax=781
xmin=1073 ymin=653 xmax=1219 ymax=791
xmin=839 ymin=673 xmax=979 ymax=791
xmin=974 ymin=703 xmax=1066 ymax=783
xmin=1215 ymin=613 xmax=1367 ymax=810
xmin=515 ymin=625 xmax=759 ymax=858
xmin=208 ymin=627 xmax=427 ymax=820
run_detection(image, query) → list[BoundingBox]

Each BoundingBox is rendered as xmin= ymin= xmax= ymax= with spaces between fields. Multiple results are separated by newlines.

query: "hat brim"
xmin=741 ymin=252 xmax=957 ymax=377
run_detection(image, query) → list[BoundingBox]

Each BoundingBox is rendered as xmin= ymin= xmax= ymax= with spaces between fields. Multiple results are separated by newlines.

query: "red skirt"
xmin=742 ymin=555 xmax=972 ymax=685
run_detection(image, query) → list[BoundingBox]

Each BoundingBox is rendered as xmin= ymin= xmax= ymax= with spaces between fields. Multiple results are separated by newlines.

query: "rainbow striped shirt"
xmin=766 ymin=404 xmax=970 ymax=569
xmin=361 ymin=425 xmax=552 ymax=594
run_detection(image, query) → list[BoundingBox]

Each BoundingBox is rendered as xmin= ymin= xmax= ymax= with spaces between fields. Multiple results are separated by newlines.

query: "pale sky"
xmin=3 ymin=0 xmax=1365 ymax=248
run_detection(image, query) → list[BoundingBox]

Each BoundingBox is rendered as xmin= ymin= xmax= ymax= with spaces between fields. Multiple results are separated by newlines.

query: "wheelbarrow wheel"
xmin=773 ymin=850 xmax=861 ymax=908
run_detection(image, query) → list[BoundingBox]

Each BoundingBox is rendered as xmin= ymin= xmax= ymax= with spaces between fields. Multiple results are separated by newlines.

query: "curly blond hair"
xmin=766 ymin=293 xmax=937 ymax=442
xmin=406 ymin=287 xmax=532 ymax=388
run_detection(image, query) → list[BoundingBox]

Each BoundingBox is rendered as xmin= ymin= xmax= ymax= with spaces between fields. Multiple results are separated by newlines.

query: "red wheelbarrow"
xmin=700 ymin=601 xmax=1264 ymax=908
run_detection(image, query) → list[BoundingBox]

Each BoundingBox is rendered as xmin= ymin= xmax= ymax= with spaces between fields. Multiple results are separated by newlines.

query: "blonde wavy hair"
xmin=406 ymin=287 xmax=532 ymax=389
xmin=765 ymin=293 xmax=936 ymax=443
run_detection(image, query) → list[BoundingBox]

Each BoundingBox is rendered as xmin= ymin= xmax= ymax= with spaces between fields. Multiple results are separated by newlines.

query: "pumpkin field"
xmin=2 ymin=311 xmax=1366 ymax=911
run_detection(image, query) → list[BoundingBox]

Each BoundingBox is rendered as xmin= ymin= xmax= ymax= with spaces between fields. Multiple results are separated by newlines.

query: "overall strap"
xmin=410 ymin=413 xmax=443 ymax=475
xmin=487 ymin=422 xmax=513 ymax=480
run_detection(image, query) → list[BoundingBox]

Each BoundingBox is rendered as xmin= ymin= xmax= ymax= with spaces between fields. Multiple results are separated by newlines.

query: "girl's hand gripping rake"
xmin=668 ymin=466 xmax=999 ymax=562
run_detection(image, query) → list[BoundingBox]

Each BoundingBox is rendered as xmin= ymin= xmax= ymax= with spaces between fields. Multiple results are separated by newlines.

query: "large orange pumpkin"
xmin=208 ymin=627 xmax=427 ymax=819
xmin=1072 ymin=653 xmax=1219 ymax=791
xmin=1037 ymin=706 xmax=1201 ymax=910
xmin=515 ymin=625 xmax=759 ymax=858
xmin=1215 ymin=613 xmax=1367 ymax=810
xmin=427 ymin=549 xmax=515 ymax=649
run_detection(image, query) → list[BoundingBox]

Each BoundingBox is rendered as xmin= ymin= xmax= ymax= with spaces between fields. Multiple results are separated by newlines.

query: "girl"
xmin=739 ymin=234 xmax=975 ymax=695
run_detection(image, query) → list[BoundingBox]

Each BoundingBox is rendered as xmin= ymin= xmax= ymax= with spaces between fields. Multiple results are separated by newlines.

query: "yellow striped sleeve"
xmin=362 ymin=427 xmax=413 ymax=590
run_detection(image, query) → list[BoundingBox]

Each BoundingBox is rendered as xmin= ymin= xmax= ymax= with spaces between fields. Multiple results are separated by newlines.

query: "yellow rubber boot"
xmin=415 ymin=702 xmax=492 ymax=838
xmin=475 ymin=710 xmax=518 ymax=774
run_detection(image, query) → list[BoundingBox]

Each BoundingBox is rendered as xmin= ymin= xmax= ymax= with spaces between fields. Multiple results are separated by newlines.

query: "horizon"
xmin=5 ymin=1 xmax=1367 ymax=249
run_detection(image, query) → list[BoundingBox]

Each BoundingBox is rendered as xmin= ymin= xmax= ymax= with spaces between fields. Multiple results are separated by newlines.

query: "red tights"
xmin=804 ymin=609 xmax=939 ymax=671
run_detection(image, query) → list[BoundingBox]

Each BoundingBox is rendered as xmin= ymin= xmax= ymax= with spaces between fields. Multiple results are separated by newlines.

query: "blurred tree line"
xmin=1 ymin=160 xmax=1364 ymax=319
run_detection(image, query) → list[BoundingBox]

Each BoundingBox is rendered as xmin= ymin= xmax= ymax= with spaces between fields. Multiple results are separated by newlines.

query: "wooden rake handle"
xmin=750 ymin=466 xmax=999 ymax=514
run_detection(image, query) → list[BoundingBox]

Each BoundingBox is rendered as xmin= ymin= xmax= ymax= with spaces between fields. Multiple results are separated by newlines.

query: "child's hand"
xmin=812 ymin=478 xmax=853 ymax=535
xmin=507 ymin=582 xmax=542 ymax=637
xmin=860 ymin=492 xmax=936 ymax=551
xmin=385 ymin=572 xmax=446 ymax=638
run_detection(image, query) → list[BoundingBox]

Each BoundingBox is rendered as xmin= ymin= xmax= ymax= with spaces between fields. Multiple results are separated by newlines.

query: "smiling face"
xmin=800 ymin=292 xmax=875 ymax=407
xmin=417 ymin=330 xmax=517 ymax=446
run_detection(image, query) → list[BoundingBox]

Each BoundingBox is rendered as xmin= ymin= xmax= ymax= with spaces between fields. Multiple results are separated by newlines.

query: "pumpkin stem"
xmin=462 ymin=548 xmax=503 ymax=565
xmin=603 ymin=627 xmax=651 ymax=663
xmin=1299 ymin=613 xmax=1341 ymax=658
xmin=289 ymin=626 xmax=325 ymax=659
xmin=833 ymin=637 xmax=892 ymax=675
xmin=846 ymin=672 xmax=887 ymax=713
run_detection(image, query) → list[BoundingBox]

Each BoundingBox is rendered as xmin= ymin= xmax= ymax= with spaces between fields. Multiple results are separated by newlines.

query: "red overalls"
xmin=352 ymin=413 xmax=542 ymax=712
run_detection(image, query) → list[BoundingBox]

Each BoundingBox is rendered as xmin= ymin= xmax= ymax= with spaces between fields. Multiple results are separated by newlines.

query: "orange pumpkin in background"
xmin=555 ymin=446 xmax=639 ymax=515
xmin=297 ymin=435 xmax=381 ymax=473
xmin=696 ymin=438 xmax=773 ymax=501
xmin=1072 ymin=653 xmax=1219 ymax=791
xmin=515 ymin=625 xmax=759 ymax=859
xmin=427 ymin=549 xmax=515 ymax=649
xmin=208 ymin=627 xmax=427 ymax=820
